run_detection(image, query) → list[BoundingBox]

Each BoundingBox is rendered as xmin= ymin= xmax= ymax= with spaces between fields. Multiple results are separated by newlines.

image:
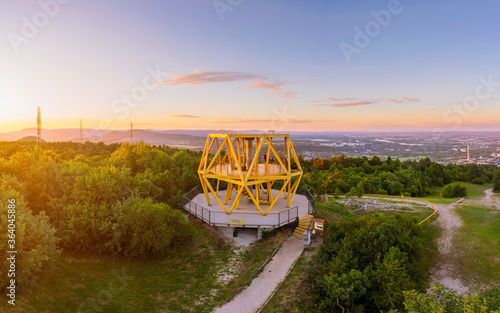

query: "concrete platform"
xmin=184 ymin=188 xmax=310 ymax=228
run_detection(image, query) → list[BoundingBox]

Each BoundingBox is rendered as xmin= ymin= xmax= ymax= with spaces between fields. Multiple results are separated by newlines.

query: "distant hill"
xmin=17 ymin=136 xmax=46 ymax=142
xmin=95 ymin=129 xmax=206 ymax=148
xmin=0 ymin=128 xmax=112 ymax=142
xmin=0 ymin=128 xmax=207 ymax=149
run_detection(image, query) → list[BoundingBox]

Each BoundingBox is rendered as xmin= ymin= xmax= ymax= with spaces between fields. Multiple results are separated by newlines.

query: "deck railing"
xmin=183 ymin=186 xmax=300 ymax=227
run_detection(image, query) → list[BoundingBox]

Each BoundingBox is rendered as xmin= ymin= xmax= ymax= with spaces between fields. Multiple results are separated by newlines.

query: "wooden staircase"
xmin=241 ymin=188 xmax=270 ymax=204
xmin=293 ymin=214 xmax=313 ymax=238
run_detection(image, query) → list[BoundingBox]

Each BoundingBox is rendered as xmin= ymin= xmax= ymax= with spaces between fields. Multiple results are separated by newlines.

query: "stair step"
xmin=299 ymin=216 xmax=313 ymax=221
xmin=294 ymin=228 xmax=306 ymax=232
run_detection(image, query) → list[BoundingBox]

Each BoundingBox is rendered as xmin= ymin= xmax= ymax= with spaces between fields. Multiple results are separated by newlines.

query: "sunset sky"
xmin=1 ymin=0 xmax=500 ymax=132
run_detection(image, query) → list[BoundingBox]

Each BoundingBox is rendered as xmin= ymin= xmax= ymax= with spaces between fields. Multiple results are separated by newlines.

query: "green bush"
xmin=493 ymin=170 xmax=500 ymax=192
xmin=403 ymin=283 xmax=500 ymax=313
xmin=0 ymin=180 xmax=61 ymax=291
xmin=61 ymin=197 xmax=192 ymax=258
xmin=472 ymin=178 xmax=484 ymax=185
xmin=113 ymin=197 xmax=193 ymax=258
xmin=310 ymin=214 xmax=426 ymax=312
xmin=440 ymin=183 xmax=468 ymax=198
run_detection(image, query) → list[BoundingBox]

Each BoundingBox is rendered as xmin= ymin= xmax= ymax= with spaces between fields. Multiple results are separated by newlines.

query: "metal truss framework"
xmin=198 ymin=133 xmax=303 ymax=216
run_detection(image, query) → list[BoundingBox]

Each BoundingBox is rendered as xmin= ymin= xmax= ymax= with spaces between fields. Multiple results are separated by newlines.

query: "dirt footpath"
xmin=428 ymin=198 xmax=469 ymax=294
xmin=213 ymin=236 xmax=304 ymax=313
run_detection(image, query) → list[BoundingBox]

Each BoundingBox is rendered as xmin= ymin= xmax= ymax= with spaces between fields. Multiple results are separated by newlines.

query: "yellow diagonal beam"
xmin=227 ymin=138 xmax=245 ymax=182
xmin=198 ymin=136 xmax=211 ymax=171
xmin=264 ymin=137 xmax=289 ymax=176
xmin=287 ymin=177 xmax=302 ymax=207
xmin=245 ymin=138 xmax=264 ymax=182
xmin=205 ymin=137 xmax=228 ymax=174
xmin=265 ymin=179 xmax=290 ymax=214
xmin=202 ymin=176 xmax=228 ymax=214
xmin=244 ymin=185 xmax=265 ymax=215
xmin=228 ymin=185 xmax=245 ymax=214
xmin=199 ymin=174 xmax=211 ymax=205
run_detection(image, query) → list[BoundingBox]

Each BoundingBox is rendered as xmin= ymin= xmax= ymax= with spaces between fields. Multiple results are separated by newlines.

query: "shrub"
xmin=493 ymin=170 xmax=500 ymax=192
xmin=377 ymin=189 xmax=388 ymax=195
xmin=472 ymin=178 xmax=484 ymax=185
xmin=403 ymin=283 xmax=500 ymax=313
xmin=310 ymin=214 xmax=425 ymax=312
xmin=0 ymin=180 xmax=61 ymax=291
xmin=61 ymin=197 xmax=193 ymax=258
xmin=440 ymin=183 xmax=468 ymax=198
xmin=113 ymin=197 xmax=193 ymax=258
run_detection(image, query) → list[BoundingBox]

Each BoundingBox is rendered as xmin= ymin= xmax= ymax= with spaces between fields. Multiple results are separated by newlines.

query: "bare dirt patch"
xmin=338 ymin=198 xmax=424 ymax=215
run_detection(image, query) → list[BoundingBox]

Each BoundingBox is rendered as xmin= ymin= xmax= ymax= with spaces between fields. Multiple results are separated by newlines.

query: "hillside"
xmin=0 ymin=128 xmax=206 ymax=149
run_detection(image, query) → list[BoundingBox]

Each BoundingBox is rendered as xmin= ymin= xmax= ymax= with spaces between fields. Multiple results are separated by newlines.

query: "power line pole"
xmin=130 ymin=122 xmax=133 ymax=144
xmin=37 ymin=106 xmax=42 ymax=145
xmin=80 ymin=119 xmax=83 ymax=143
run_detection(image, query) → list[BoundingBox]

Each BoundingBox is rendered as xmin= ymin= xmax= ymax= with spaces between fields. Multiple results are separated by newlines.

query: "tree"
xmin=493 ymin=170 xmax=500 ymax=192
xmin=440 ymin=183 xmax=468 ymax=198
xmin=321 ymin=269 xmax=370 ymax=312
xmin=403 ymin=284 xmax=500 ymax=313
xmin=310 ymin=214 xmax=425 ymax=312
xmin=0 ymin=179 xmax=61 ymax=291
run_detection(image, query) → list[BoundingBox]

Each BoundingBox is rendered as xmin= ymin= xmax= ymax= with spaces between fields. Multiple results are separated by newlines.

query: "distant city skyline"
xmin=2 ymin=0 xmax=500 ymax=132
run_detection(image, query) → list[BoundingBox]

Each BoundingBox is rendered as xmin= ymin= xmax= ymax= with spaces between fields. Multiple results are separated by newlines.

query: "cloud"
xmin=248 ymin=80 xmax=284 ymax=94
xmin=218 ymin=117 xmax=319 ymax=124
xmin=313 ymin=97 xmax=421 ymax=108
xmin=248 ymin=80 xmax=297 ymax=99
xmin=161 ymin=70 xmax=262 ymax=85
xmin=171 ymin=114 xmax=203 ymax=119
xmin=331 ymin=101 xmax=375 ymax=108
xmin=160 ymin=69 xmax=297 ymax=99
xmin=403 ymin=97 xmax=420 ymax=102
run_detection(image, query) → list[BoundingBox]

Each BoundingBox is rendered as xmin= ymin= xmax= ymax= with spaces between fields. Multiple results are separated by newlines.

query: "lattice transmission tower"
xmin=37 ymin=106 xmax=42 ymax=145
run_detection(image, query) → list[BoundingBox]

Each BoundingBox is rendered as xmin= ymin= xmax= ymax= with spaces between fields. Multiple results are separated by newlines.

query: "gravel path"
xmin=213 ymin=236 xmax=304 ymax=313
xmin=428 ymin=198 xmax=469 ymax=294
xmin=485 ymin=188 xmax=496 ymax=200
xmin=483 ymin=189 xmax=499 ymax=209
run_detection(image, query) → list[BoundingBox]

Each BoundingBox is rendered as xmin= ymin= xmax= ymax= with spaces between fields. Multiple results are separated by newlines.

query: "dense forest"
xmin=0 ymin=141 xmax=199 ymax=291
xmin=299 ymin=155 xmax=500 ymax=196
xmin=1 ymin=141 xmax=499 ymax=311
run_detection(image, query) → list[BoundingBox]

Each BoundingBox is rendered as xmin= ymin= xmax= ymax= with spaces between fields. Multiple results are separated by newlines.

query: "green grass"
xmin=460 ymin=182 xmax=493 ymax=199
xmin=418 ymin=182 xmax=492 ymax=204
xmin=0 ymin=221 xmax=288 ymax=313
xmin=261 ymin=248 xmax=320 ymax=313
xmin=453 ymin=205 xmax=500 ymax=290
xmin=315 ymin=199 xmax=356 ymax=221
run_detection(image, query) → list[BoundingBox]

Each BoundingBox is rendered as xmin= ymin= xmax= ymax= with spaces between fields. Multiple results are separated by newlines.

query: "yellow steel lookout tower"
xmin=183 ymin=132 xmax=314 ymax=239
